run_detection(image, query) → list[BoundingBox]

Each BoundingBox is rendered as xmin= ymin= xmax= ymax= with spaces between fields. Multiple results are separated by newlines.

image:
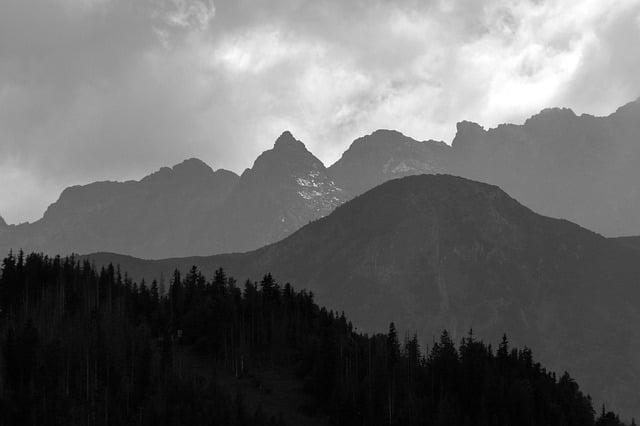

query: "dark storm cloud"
xmin=0 ymin=0 xmax=638 ymax=223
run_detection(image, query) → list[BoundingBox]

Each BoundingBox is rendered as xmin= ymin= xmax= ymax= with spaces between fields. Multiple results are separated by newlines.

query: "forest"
xmin=0 ymin=251 xmax=632 ymax=426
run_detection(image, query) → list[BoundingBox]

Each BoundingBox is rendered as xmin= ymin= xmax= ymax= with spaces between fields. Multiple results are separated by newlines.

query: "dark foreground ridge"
xmin=86 ymin=174 xmax=640 ymax=418
xmin=0 ymin=253 xmax=630 ymax=425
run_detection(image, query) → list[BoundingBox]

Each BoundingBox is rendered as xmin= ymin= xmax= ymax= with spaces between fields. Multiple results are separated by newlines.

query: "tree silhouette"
xmin=0 ymin=253 xmax=629 ymax=426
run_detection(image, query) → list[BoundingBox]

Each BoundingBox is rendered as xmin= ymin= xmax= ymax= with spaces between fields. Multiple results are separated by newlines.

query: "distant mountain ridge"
xmin=211 ymin=131 xmax=347 ymax=252
xmin=0 ymin=132 xmax=348 ymax=258
xmin=450 ymin=99 xmax=640 ymax=237
xmin=328 ymin=129 xmax=450 ymax=196
xmin=1 ymin=99 xmax=639 ymax=257
xmin=1 ymin=158 xmax=240 ymax=258
xmin=85 ymin=174 xmax=640 ymax=418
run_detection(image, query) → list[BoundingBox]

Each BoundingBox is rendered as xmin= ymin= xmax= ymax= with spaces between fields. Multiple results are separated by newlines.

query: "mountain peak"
xmin=455 ymin=120 xmax=485 ymax=134
xmin=369 ymin=128 xmax=405 ymax=138
xmin=0 ymin=214 xmax=6 ymax=227
xmin=273 ymin=130 xmax=305 ymax=150
xmin=172 ymin=157 xmax=214 ymax=174
xmin=612 ymin=98 xmax=640 ymax=119
xmin=246 ymin=132 xmax=322 ymax=176
xmin=450 ymin=121 xmax=487 ymax=152
xmin=524 ymin=107 xmax=577 ymax=126
xmin=141 ymin=157 xmax=217 ymax=184
xmin=329 ymin=129 xmax=451 ymax=195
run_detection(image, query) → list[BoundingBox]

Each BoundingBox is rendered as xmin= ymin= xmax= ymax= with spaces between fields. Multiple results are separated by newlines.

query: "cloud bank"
xmin=1 ymin=0 xmax=639 ymax=223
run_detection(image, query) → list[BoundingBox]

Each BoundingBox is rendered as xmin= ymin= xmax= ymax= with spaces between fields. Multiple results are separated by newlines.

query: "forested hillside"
xmin=0 ymin=252 xmax=629 ymax=425
xmin=85 ymin=174 xmax=640 ymax=417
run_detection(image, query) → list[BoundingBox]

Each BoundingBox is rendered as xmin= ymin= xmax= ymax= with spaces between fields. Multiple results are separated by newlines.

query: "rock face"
xmin=0 ymin=215 xmax=6 ymax=228
xmin=450 ymin=99 xmax=640 ymax=237
xmin=328 ymin=129 xmax=450 ymax=196
xmin=213 ymin=131 xmax=347 ymax=252
xmin=86 ymin=174 xmax=640 ymax=418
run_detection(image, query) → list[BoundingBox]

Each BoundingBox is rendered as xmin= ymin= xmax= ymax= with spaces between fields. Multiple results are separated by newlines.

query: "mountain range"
xmin=3 ymin=99 xmax=640 ymax=418
xmin=450 ymin=100 xmax=640 ymax=237
xmin=327 ymin=129 xmax=450 ymax=195
xmin=0 ymin=132 xmax=347 ymax=258
xmin=0 ymin=158 xmax=239 ymax=258
xmin=1 ymin=99 xmax=639 ymax=258
xmin=85 ymin=174 xmax=640 ymax=418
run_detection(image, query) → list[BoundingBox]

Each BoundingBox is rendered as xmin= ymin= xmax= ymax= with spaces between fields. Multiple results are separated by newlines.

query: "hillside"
xmin=0 ymin=252 xmax=619 ymax=425
xmin=86 ymin=175 xmax=640 ymax=418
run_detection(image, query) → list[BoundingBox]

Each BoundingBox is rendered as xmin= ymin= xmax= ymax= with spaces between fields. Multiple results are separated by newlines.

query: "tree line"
xmin=0 ymin=252 xmax=632 ymax=425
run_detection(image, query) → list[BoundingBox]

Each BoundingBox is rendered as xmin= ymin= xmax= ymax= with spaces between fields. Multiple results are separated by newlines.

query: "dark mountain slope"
xmin=450 ymin=99 xmax=640 ymax=236
xmin=87 ymin=175 xmax=640 ymax=418
xmin=328 ymin=129 xmax=450 ymax=195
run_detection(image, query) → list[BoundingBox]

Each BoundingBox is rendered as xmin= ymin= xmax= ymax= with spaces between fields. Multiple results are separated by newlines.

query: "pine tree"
xmin=387 ymin=322 xmax=400 ymax=367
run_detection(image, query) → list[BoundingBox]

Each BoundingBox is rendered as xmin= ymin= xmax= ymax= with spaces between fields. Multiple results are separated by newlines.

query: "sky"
xmin=1 ymin=0 xmax=639 ymax=224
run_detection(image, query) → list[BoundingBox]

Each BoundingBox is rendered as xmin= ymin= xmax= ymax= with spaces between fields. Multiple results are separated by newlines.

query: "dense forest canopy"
xmin=0 ymin=252 xmax=631 ymax=425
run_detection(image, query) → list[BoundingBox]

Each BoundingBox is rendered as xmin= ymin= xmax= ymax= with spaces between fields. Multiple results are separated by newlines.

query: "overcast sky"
xmin=1 ymin=0 xmax=639 ymax=224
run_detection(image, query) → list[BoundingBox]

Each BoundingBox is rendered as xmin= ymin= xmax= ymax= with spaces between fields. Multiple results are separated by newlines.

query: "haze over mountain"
xmin=1 ymin=99 xmax=639 ymax=259
xmin=450 ymin=99 xmax=640 ymax=237
xmin=86 ymin=175 xmax=640 ymax=418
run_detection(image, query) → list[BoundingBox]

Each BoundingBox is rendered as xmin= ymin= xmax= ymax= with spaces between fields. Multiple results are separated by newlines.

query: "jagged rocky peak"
xmin=612 ymin=97 xmax=640 ymax=119
xmin=172 ymin=157 xmax=214 ymax=175
xmin=246 ymin=131 xmax=344 ymax=199
xmin=524 ymin=107 xmax=577 ymax=126
xmin=454 ymin=120 xmax=485 ymax=137
xmin=450 ymin=121 xmax=487 ymax=152
xmin=329 ymin=129 xmax=450 ymax=195
xmin=0 ymin=214 xmax=6 ymax=228
xmin=41 ymin=158 xmax=238 ymax=225
xmin=273 ymin=130 xmax=306 ymax=150
xmin=346 ymin=129 xmax=420 ymax=150
xmin=365 ymin=128 xmax=408 ymax=143
xmin=142 ymin=157 xmax=222 ymax=184
xmin=336 ymin=129 xmax=448 ymax=161
xmin=366 ymin=128 xmax=446 ymax=146
xmin=248 ymin=131 xmax=325 ymax=175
